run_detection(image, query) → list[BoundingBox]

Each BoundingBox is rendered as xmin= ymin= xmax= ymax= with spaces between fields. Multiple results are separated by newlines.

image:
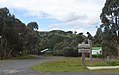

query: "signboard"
xmin=78 ymin=42 xmax=91 ymax=49
xmin=78 ymin=49 xmax=90 ymax=53
xmin=78 ymin=42 xmax=91 ymax=53
xmin=78 ymin=41 xmax=92 ymax=66
xmin=41 ymin=49 xmax=48 ymax=53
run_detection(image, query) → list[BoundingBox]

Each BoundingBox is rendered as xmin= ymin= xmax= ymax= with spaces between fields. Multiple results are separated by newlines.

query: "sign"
xmin=78 ymin=42 xmax=91 ymax=49
xmin=78 ymin=42 xmax=91 ymax=53
xmin=41 ymin=49 xmax=48 ymax=53
xmin=78 ymin=49 xmax=90 ymax=53
xmin=78 ymin=41 xmax=92 ymax=66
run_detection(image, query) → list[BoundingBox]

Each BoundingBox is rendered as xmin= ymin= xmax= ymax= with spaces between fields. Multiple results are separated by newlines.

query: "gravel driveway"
xmin=0 ymin=56 xmax=118 ymax=75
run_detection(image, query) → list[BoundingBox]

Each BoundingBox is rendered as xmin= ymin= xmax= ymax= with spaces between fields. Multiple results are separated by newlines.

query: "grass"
xmin=93 ymin=60 xmax=119 ymax=66
xmin=32 ymin=57 xmax=89 ymax=72
xmin=31 ymin=57 xmax=119 ymax=73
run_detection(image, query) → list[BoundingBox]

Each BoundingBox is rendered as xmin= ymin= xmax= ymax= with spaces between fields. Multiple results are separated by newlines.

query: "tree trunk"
xmin=0 ymin=37 xmax=4 ymax=60
xmin=0 ymin=37 xmax=8 ymax=60
xmin=4 ymin=41 xmax=7 ymax=59
xmin=117 ymin=44 xmax=119 ymax=59
xmin=117 ymin=36 xmax=119 ymax=59
xmin=7 ymin=49 xmax=13 ymax=58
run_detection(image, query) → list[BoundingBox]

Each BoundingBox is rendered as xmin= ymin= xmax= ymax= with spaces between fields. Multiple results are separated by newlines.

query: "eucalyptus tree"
xmin=27 ymin=22 xmax=38 ymax=31
xmin=26 ymin=22 xmax=39 ymax=53
xmin=0 ymin=7 xmax=25 ymax=59
xmin=0 ymin=7 xmax=36 ymax=59
xmin=94 ymin=28 xmax=102 ymax=47
xmin=100 ymin=0 xmax=119 ymax=58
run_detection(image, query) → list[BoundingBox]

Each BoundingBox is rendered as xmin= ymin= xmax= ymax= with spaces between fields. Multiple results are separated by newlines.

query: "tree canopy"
xmin=95 ymin=0 xmax=119 ymax=58
xmin=0 ymin=7 xmax=39 ymax=59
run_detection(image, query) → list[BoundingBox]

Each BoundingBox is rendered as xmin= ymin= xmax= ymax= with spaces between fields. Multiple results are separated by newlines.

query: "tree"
xmin=74 ymin=31 xmax=77 ymax=34
xmin=77 ymin=33 xmax=85 ymax=43
xmin=26 ymin=22 xmax=39 ymax=53
xmin=27 ymin=22 xmax=38 ymax=31
xmin=0 ymin=7 xmax=26 ymax=59
xmin=100 ymin=0 xmax=119 ymax=58
xmin=0 ymin=7 xmax=40 ymax=59
xmin=101 ymin=25 xmax=117 ymax=58
xmin=66 ymin=31 xmax=73 ymax=34
xmin=37 ymin=30 xmax=86 ymax=57
xmin=94 ymin=28 xmax=102 ymax=47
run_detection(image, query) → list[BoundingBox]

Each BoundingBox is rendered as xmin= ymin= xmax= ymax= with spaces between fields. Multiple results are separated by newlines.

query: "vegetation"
xmin=0 ymin=7 xmax=39 ymax=60
xmin=0 ymin=0 xmax=119 ymax=60
xmin=32 ymin=57 xmax=119 ymax=72
xmin=32 ymin=57 xmax=89 ymax=72
xmin=93 ymin=60 xmax=119 ymax=66
xmin=0 ymin=7 xmax=87 ymax=59
xmin=94 ymin=0 xmax=119 ymax=58
xmin=38 ymin=30 xmax=86 ymax=57
xmin=92 ymin=54 xmax=102 ymax=58
xmin=0 ymin=7 xmax=88 ymax=60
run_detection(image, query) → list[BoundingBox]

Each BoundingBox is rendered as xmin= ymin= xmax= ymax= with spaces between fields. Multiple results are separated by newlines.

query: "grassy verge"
xmin=31 ymin=57 xmax=119 ymax=72
xmin=32 ymin=57 xmax=89 ymax=72
xmin=92 ymin=60 xmax=119 ymax=66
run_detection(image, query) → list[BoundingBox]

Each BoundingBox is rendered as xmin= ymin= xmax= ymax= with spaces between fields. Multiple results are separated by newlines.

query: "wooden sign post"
xmin=78 ymin=42 xmax=91 ymax=66
xmin=82 ymin=50 xmax=85 ymax=66
xmin=88 ymin=39 xmax=92 ymax=63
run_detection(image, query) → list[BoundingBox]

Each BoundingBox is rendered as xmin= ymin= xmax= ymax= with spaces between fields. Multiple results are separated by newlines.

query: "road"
xmin=0 ymin=56 xmax=118 ymax=75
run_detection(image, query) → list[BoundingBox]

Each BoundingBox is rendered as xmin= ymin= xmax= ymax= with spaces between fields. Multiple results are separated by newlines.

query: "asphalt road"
xmin=0 ymin=56 xmax=118 ymax=75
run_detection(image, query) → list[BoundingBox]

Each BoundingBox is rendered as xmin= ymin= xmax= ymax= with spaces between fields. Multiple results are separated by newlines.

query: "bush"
xmin=106 ymin=60 xmax=119 ymax=66
xmin=44 ymin=51 xmax=53 ymax=56
xmin=63 ymin=47 xmax=78 ymax=57
xmin=52 ymin=50 xmax=64 ymax=56
xmin=92 ymin=54 xmax=102 ymax=58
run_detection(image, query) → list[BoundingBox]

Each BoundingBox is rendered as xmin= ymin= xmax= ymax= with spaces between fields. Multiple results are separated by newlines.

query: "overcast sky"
xmin=0 ymin=0 xmax=106 ymax=35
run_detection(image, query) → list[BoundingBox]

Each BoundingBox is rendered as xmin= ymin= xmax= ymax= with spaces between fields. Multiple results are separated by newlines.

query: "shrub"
xmin=52 ymin=50 xmax=64 ymax=56
xmin=44 ymin=51 xmax=53 ymax=56
xmin=92 ymin=54 xmax=102 ymax=58
xmin=63 ymin=47 xmax=78 ymax=57
xmin=106 ymin=60 xmax=119 ymax=66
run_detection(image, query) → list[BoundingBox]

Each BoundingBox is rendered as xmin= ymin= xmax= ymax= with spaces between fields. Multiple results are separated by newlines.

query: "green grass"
xmin=93 ymin=60 xmax=119 ymax=66
xmin=32 ymin=57 xmax=119 ymax=73
xmin=32 ymin=57 xmax=89 ymax=72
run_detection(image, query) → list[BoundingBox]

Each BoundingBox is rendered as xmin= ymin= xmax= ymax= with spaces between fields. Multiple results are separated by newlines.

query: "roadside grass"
xmin=92 ymin=60 xmax=119 ymax=66
xmin=32 ymin=57 xmax=89 ymax=72
xmin=31 ymin=57 xmax=119 ymax=72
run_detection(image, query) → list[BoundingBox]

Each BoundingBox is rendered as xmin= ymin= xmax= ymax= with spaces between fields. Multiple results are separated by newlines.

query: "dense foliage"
xmin=0 ymin=7 xmax=39 ymax=59
xmin=95 ymin=0 xmax=119 ymax=58
xmin=0 ymin=7 xmax=87 ymax=59
xmin=38 ymin=30 xmax=86 ymax=57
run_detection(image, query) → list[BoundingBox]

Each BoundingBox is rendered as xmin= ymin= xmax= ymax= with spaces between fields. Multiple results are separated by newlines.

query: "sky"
xmin=0 ymin=0 xmax=106 ymax=36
